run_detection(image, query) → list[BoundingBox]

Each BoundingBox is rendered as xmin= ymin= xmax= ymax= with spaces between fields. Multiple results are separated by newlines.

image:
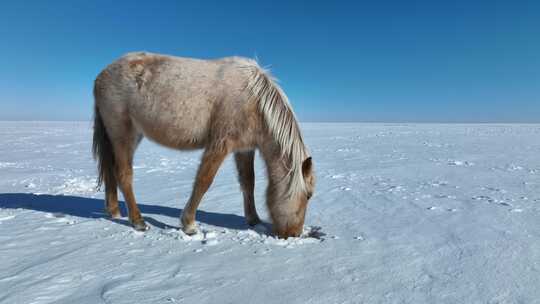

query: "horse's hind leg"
xmin=181 ymin=147 xmax=228 ymax=234
xmin=234 ymin=151 xmax=261 ymax=226
xmin=105 ymin=174 xmax=121 ymax=218
xmin=113 ymin=133 xmax=147 ymax=231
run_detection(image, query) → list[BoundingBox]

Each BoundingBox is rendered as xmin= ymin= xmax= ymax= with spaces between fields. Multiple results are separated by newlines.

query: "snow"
xmin=1 ymin=121 xmax=540 ymax=303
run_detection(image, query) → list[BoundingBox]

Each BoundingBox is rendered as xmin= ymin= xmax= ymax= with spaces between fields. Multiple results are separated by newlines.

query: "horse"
xmin=92 ymin=52 xmax=315 ymax=238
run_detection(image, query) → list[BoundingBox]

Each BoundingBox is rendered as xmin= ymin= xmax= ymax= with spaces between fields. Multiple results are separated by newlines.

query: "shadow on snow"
xmin=0 ymin=193 xmax=258 ymax=231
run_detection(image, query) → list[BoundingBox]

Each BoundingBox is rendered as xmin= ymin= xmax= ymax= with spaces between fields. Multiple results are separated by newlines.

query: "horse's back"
xmin=95 ymin=52 xmax=259 ymax=150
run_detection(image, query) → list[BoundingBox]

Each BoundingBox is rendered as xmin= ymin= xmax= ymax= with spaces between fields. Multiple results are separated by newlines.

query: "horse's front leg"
xmin=234 ymin=151 xmax=261 ymax=226
xmin=181 ymin=147 xmax=228 ymax=235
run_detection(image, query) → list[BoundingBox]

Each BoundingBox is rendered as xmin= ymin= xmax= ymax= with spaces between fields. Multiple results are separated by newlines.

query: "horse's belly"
xmin=140 ymin=122 xmax=208 ymax=150
xmin=131 ymin=98 xmax=212 ymax=150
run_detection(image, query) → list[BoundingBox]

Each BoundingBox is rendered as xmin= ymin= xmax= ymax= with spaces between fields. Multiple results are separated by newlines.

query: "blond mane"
xmin=243 ymin=61 xmax=309 ymax=197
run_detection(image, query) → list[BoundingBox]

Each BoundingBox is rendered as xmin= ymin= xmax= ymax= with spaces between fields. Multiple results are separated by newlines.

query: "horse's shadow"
xmin=0 ymin=193 xmax=255 ymax=231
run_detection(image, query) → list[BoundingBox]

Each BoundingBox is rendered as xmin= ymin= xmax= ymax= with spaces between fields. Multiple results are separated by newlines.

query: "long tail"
xmin=92 ymin=105 xmax=116 ymax=190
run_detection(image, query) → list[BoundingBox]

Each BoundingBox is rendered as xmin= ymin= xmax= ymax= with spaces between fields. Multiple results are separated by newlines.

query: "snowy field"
xmin=1 ymin=121 xmax=539 ymax=304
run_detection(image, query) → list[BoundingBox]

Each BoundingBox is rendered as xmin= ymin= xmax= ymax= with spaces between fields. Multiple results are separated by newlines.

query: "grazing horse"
xmin=92 ymin=52 xmax=315 ymax=238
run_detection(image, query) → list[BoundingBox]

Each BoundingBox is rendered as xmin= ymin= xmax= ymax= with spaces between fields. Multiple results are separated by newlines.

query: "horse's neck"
xmin=259 ymin=135 xmax=298 ymax=197
xmin=259 ymin=136 xmax=287 ymax=178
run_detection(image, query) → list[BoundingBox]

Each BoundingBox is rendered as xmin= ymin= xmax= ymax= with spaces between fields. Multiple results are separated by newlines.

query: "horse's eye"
xmin=307 ymin=193 xmax=312 ymax=200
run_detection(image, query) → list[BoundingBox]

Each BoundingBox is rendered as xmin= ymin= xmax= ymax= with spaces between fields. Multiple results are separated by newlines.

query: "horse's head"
xmin=268 ymin=157 xmax=315 ymax=239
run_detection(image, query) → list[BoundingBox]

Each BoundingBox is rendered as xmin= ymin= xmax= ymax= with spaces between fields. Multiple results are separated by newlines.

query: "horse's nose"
xmin=285 ymin=226 xmax=303 ymax=239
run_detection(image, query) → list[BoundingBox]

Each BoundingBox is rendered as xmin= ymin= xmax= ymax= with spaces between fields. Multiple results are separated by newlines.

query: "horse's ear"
xmin=302 ymin=157 xmax=313 ymax=178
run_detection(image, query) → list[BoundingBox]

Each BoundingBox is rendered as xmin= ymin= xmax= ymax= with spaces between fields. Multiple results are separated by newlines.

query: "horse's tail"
xmin=92 ymin=104 xmax=116 ymax=190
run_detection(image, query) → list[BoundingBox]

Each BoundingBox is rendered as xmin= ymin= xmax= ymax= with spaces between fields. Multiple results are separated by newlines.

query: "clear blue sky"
xmin=1 ymin=0 xmax=538 ymax=122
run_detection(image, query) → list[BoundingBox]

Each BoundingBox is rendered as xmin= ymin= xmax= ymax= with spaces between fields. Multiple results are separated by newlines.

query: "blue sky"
xmin=1 ymin=0 xmax=538 ymax=122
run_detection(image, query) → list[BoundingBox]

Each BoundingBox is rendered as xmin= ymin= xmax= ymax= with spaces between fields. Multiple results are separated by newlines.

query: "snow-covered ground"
xmin=1 ymin=121 xmax=539 ymax=303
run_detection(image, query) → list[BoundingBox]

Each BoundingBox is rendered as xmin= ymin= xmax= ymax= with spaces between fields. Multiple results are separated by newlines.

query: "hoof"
xmin=180 ymin=213 xmax=197 ymax=235
xmin=246 ymin=217 xmax=262 ymax=227
xmin=132 ymin=220 xmax=149 ymax=231
xmin=109 ymin=211 xmax=122 ymax=219
xmin=105 ymin=207 xmax=122 ymax=219
xmin=182 ymin=223 xmax=198 ymax=235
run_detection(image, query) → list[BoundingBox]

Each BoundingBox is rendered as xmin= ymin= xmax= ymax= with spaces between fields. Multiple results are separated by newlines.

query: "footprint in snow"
xmin=472 ymin=195 xmax=496 ymax=203
xmin=427 ymin=206 xmax=458 ymax=212
xmin=483 ymin=187 xmax=507 ymax=194
xmin=303 ymin=226 xmax=326 ymax=239
xmin=434 ymin=194 xmax=457 ymax=199
xmin=448 ymin=160 xmax=474 ymax=166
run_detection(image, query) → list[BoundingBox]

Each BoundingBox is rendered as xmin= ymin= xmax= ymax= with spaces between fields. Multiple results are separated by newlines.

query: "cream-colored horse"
xmin=93 ymin=52 xmax=315 ymax=238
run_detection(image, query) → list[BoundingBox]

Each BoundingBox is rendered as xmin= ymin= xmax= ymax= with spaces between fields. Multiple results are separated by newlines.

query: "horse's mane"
xmin=242 ymin=60 xmax=309 ymax=197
